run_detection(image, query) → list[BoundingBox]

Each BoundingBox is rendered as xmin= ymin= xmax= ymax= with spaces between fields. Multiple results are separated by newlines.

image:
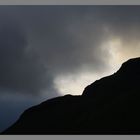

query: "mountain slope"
xmin=2 ymin=57 xmax=140 ymax=134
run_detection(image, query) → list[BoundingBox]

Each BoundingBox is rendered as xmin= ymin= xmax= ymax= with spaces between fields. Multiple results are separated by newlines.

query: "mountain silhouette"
xmin=2 ymin=57 xmax=140 ymax=134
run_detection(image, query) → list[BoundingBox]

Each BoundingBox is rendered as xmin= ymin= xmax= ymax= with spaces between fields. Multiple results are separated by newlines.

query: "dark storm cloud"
xmin=0 ymin=17 xmax=58 ymax=97
xmin=0 ymin=6 xmax=140 ymax=97
xmin=92 ymin=6 xmax=140 ymax=43
xmin=16 ymin=6 xmax=111 ymax=74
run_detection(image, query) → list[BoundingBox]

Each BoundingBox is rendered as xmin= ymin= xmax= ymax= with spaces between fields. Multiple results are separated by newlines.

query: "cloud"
xmin=0 ymin=18 xmax=58 ymax=98
xmin=0 ymin=6 xmax=140 ymax=98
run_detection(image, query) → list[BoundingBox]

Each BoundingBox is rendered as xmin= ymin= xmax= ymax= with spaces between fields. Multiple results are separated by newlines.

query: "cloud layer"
xmin=0 ymin=6 xmax=140 ymax=98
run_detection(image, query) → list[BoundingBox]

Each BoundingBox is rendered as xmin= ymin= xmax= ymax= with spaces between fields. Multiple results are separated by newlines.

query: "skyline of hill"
xmin=2 ymin=57 xmax=140 ymax=134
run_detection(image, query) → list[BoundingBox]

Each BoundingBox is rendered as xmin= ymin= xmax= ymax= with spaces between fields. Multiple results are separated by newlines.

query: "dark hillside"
xmin=2 ymin=57 xmax=140 ymax=134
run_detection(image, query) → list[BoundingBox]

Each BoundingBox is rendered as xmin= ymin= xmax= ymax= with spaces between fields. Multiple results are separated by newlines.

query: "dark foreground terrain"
xmin=2 ymin=57 xmax=140 ymax=134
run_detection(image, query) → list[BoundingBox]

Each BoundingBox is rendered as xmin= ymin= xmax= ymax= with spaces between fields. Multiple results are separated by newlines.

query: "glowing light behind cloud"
xmin=54 ymin=37 xmax=140 ymax=96
xmin=106 ymin=37 xmax=140 ymax=70
xmin=54 ymin=73 xmax=100 ymax=95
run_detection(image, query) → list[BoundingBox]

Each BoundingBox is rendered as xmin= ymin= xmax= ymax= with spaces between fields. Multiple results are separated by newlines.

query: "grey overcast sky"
xmin=0 ymin=6 xmax=140 ymax=132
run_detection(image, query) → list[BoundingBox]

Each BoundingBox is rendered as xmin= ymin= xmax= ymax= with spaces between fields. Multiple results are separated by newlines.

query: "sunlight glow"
xmin=54 ymin=70 xmax=114 ymax=96
xmin=105 ymin=37 xmax=140 ymax=71
xmin=54 ymin=73 xmax=98 ymax=95
xmin=54 ymin=37 xmax=140 ymax=96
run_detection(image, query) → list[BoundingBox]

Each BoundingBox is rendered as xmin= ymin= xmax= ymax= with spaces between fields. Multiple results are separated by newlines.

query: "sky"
xmin=0 ymin=6 xmax=140 ymax=132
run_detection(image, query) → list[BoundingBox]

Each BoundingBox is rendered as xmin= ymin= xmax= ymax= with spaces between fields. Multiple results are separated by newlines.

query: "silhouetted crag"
xmin=2 ymin=57 xmax=140 ymax=134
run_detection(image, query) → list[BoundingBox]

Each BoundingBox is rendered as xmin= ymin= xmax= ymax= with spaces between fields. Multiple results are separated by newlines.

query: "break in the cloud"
xmin=0 ymin=6 xmax=140 ymax=98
